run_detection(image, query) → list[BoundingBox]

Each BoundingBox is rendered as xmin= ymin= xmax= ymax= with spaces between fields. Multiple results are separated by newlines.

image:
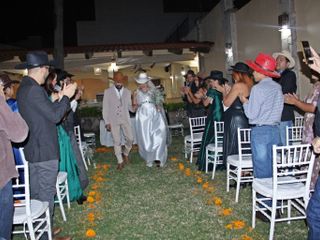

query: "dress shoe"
xmin=76 ymin=194 xmax=87 ymax=205
xmin=154 ymin=160 xmax=161 ymax=167
xmin=53 ymin=236 xmax=72 ymax=240
xmin=53 ymin=227 xmax=62 ymax=236
xmin=122 ymin=154 xmax=129 ymax=164
xmin=117 ymin=162 xmax=124 ymax=170
xmin=81 ymin=195 xmax=87 ymax=202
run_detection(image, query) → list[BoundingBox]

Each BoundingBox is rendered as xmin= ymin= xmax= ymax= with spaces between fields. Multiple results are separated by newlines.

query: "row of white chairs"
xmin=184 ymin=115 xmax=312 ymax=240
xmin=12 ymin=126 xmax=96 ymax=239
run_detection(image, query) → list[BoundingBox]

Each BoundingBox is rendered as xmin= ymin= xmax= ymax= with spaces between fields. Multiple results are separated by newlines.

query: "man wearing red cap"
xmin=240 ymin=53 xmax=284 ymax=219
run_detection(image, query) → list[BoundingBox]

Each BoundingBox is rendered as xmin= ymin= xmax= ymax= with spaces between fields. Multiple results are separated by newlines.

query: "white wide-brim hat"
xmin=135 ymin=72 xmax=151 ymax=84
xmin=272 ymin=50 xmax=295 ymax=69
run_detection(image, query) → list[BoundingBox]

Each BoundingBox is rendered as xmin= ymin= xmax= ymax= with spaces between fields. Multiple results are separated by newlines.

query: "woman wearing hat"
xmin=195 ymin=70 xmax=225 ymax=172
xmin=133 ymin=72 xmax=169 ymax=167
xmin=214 ymin=62 xmax=254 ymax=168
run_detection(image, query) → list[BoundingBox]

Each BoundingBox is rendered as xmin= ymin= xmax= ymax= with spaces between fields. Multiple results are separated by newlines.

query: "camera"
xmin=300 ymin=41 xmax=313 ymax=64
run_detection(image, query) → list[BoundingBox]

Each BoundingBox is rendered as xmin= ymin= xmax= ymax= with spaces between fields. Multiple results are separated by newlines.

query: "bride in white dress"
xmin=133 ymin=72 xmax=169 ymax=167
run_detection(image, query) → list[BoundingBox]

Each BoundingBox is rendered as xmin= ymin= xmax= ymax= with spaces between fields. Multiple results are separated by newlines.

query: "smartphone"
xmin=300 ymin=41 xmax=313 ymax=64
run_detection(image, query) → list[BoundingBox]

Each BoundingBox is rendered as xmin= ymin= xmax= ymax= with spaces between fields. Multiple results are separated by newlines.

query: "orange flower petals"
xmin=178 ymin=163 xmax=184 ymax=171
xmin=241 ymin=235 xmax=252 ymax=240
xmin=86 ymin=228 xmax=96 ymax=237
xmin=202 ymin=182 xmax=209 ymax=190
xmin=221 ymin=208 xmax=232 ymax=216
xmin=196 ymin=177 xmax=203 ymax=184
xmin=88 ymin=212 xmax=95 ymax=222
xmin=87 ymin=196 xmax=95 ymax=203
xmin=88 ymin=191 xmax=96 ymax=196
xmin=185 ymin=168 xmax=191 ymax=176
xmin=226 ymin=220 xmax=246 ymax=230
xmin=170 ymin=156 xmax=177 ymax=161
xmin=213 ymin=197 xmax=222 ymax=206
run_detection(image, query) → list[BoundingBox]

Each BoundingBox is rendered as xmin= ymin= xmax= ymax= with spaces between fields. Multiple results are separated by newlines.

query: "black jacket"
xmin=274 ymin=69 xmax=297 ymax=122
xmin=16 ymin=76 xmax=70 ymax=163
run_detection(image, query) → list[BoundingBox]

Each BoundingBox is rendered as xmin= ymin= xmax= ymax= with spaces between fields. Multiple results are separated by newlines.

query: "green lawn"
xmin=13 ymin=136 xmax=308 ymax=239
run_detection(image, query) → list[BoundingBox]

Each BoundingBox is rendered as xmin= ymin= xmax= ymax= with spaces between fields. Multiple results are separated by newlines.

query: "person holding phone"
xmin=308 ymin=46 xmax=320 ymax=240
xmin=272 ymin=50 xmax=297 ymax=146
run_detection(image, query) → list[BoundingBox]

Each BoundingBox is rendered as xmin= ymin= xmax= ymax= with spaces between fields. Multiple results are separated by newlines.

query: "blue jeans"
xmin=278 ymin=120 xmax=293 ymax=146
xmin=0 ymin=181 xmax=13 ymax=240
xmin=307 ymin=177 xmax=320 ymax=240
xmin=251 ymin=125 xmax=281 ymax=178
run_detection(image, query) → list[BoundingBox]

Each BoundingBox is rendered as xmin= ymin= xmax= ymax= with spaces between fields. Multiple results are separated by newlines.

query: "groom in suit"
xmin=16 ymin=51 xmax=76 ymax=240
xmin=103 ymin=72 xmax=134 ymax=170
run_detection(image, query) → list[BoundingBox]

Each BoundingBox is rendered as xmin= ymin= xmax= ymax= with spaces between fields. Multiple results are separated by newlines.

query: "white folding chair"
xmin=74 ymin=125 xmax=89 ymax=170
xmin=83 ymin=132 xmax=96 ymax=148
xmin=204 ymin=121 xmax=224 ymax=178
xmin=54 ymin=171 xmax=70 ymax=222
xmin=226 ymin=128 xmax=253 ymax=202
xmin=12 ymin=148 xmax=52 ymax=240
xmin=252 ymin=144 xmax=315 ymax=240
xmin=184 ymin=116 xmax=207 ymax=163
xmin=294 ymin=116 xmax=304 ymax=127
xmin=286 ymin=125 xmax=303 ymax=146
xmin=168 ymin=108 xmax=185 ymax=136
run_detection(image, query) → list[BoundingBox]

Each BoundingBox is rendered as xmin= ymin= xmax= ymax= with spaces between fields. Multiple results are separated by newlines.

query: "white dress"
xmin=135 ymin=89 xmax=168 ymax=167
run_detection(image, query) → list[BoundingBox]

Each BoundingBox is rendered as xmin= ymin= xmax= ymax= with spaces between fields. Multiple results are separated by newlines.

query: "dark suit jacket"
xmin=274 ymin=69 xmax=297 ymax=121
xmin=16 ymin=76 xmax=70 ymax=163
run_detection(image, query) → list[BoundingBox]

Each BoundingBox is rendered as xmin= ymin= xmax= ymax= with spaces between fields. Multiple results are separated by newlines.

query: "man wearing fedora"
xmin=16 ymin=51 xmax=76 ymax=240
xmin=272 ymin=50 xmax=297 ymax=146
xmin=240 ymin=53 xmax=284 ymax=220
xmin=102 ymin=72 xmax=134 ymax=170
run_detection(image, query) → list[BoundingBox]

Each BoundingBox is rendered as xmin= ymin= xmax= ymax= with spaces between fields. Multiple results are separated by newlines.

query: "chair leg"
xmin=212 ymin=153 xmax=217 ymax=180
xmin=190 ymin=144 xmax=193 ymax=163
xmin=235 ymin=167 xmax=241 ymax=203
xmin=87 ymin=155 xmax=92 ymax=166
xmin=288 ymin=199 xmax=291 ymax=224
xmin=65 ymin=179 xmax=71 ymax=209
xmin=226 ymin=163 xmax=230 ymax=192
xmin=184 ymin=141 xmax=188 ymax=159
xmin=46 ymin=208 xmax=53 ymax=240
xmin=205 ymin=148 xmax=209 ymax=173
xmin=26 ymin=218 xmax=36 ymax=240
xmin=79 ymin=145 xmax=88 ymax=171
xmin=252 ymin=189 xmax=256 ymax=228
xmin=269 ymin=200 xmax=277 ymax=240
xmin=56 ymin=184 xmax=67 ymax=221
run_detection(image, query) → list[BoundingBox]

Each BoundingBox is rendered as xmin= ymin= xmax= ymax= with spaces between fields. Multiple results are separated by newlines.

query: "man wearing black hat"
xmin=16 ymin=51 xmax=76 ymax=240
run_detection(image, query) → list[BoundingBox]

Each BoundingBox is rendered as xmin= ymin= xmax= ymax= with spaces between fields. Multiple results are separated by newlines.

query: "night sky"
xmin=0 ymin=0 xmax=227 ymax=49
xmin=1 ymin=0 xmax=94 ymax=48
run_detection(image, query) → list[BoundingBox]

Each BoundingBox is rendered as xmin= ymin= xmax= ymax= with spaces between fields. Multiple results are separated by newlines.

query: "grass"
xmin=13 ymin=136 xmax=308 ymax=239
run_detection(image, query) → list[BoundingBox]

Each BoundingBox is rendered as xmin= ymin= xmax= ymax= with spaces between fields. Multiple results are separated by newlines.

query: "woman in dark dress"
xmin=195 ymin=71 xmax=227 ymax=171
xmin=215 ymin=63 xmax=254 ymax=167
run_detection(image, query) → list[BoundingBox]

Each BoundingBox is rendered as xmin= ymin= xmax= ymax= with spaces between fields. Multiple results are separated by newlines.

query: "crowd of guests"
xmin=0 ymin=51 xmax=89 ymax=240
xmin=182 ymin=49 xmax=320 ymax=239
xmin=1 ymin=46 xmax=320 ymax=239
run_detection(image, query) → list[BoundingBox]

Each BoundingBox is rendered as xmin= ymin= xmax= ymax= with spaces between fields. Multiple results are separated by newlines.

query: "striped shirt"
xmin=243 ymin=77 xmax=284 ymax=126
